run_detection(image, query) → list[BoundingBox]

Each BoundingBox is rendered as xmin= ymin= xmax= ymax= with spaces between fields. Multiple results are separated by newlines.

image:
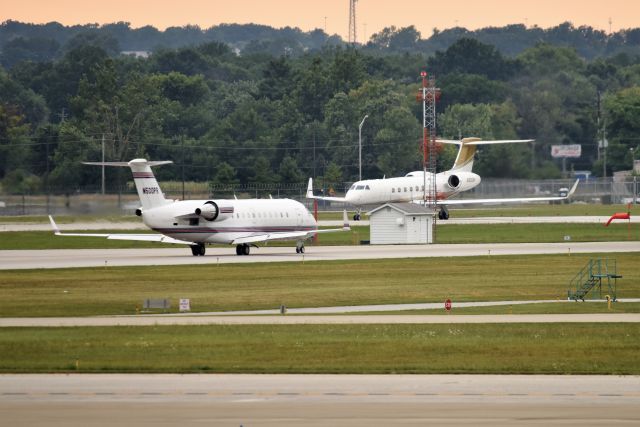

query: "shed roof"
xmin=367 ymin=202 xmax=435 ymax=216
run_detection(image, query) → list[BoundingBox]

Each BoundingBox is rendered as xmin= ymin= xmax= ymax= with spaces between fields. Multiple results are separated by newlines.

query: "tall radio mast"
xmin=417 ymin=71 xmax=440 ymax=237
xmin=348 ymin=0 xmax=358 ymax=44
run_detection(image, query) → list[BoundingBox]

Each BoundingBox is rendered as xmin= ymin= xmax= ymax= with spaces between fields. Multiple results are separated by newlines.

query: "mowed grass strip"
xmin=315 ymin=204 xmax=635 ymax=219
xmin=0 ymin=324 xmax=638 ymax=374
xmin=364 ymin=302 xmax=640 ymax=315
xmin=1 ymin=222 xmax=638 ymax=250
xmin=1 ymin=254 xmax=639 ymax=317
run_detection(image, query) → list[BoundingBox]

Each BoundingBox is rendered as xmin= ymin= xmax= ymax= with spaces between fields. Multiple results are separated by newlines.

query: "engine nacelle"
xmin=443 ymin=171 xmax=481 ymax=192
xmin=195 ymin=201 xmax=219 ymax=221
xmin=195 ymin=201 xmax=233 ymax=221
xmin=447 ymin=174 xmax=461 ymax=189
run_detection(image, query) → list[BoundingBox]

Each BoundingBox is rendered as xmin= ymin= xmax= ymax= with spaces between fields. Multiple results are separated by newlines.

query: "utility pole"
xmin=181 ymin=135 xmax=185 ymax=200
xmin=602 ymin=122 xmax=608 ymax=178
xmin=58 ymin=108 xmax=67 ymax=123
xmin=313 ymin=126 xmax=317 ymax=180
xmin=101 ymin=134 xmax=105 ymax=195
xmin=358 ymin=114 xmax=368 ymax=181
xmin=45 ymin=139 xmax=50 ymax=213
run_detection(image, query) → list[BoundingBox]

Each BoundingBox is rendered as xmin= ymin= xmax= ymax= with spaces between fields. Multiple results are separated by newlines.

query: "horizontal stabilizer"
xmin=437 ymin=139 xmax=534 ymax=145
xmin=83 ymin=160 xmax=173 ymax=167
xmin=306 ymin=178 xmax=348 ymax=202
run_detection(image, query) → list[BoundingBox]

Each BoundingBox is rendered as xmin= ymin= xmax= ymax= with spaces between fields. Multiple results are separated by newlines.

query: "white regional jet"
xmin=49 ymin=159 xmax=349 ymax=256
xmin=307 ymin=138 xmax=579 ymax=220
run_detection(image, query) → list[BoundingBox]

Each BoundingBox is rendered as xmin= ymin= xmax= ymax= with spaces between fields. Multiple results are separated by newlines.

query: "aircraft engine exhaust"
xmin=447 ymin=174 xmax=461 ymax=189
xmin=195 ymin=201 xmax=219 ymax=221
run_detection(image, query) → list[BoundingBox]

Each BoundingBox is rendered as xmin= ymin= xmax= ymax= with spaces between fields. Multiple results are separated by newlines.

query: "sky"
xmin=2 ymin=0 xmax=639 ymax=40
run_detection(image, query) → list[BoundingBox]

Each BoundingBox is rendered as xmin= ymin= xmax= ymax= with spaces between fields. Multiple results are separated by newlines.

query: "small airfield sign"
xmin=445 ymin=298 xmax=452 ymax=312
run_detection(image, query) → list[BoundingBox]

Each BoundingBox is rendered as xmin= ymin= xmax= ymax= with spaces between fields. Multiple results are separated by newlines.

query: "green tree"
xmin=0 ymin=104 xmax=31 ymax=179
xmin=49 ymin=122 xmax=99 ymax=191
xmin=210 ymin=162 xmax=238 ymax=186
xmin=278 ymin=155 xmax=303 ymax=184
xmin=374 ymin=106 xmax=421 ymax=176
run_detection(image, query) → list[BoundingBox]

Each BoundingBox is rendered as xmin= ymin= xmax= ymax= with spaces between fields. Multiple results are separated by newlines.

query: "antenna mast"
xmin=417 ymin=71 xmax=440 ymax=236
xmin=348 ymin=0 xmax=358 ymax=44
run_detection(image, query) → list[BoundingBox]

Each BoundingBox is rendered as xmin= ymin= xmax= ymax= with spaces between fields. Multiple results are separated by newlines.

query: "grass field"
xmin=316 ymin=204 xmax=636 ymax=219
xmin=1 ymin=222 xmax=638 ymax=250
xmin=1 ymin=254 xmax=638 ymax=317
xmin=1 ymin=324 xmax=638 ymax=374
xmin=366 ymin=302 xmax=640 ymax=315
xmin=0 ymin=204 xmax=635 ymax=224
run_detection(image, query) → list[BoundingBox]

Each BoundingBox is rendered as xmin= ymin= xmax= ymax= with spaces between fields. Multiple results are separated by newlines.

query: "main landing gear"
xmin=235 ymin=244 xmax=251 ymax=256
xmin=438 ymin=206 xmax=450 ymax=220
xmin=190 ymin=243 xmax=206 ymax=256
xmin=295 ymin=241 xmax=305 ymax=254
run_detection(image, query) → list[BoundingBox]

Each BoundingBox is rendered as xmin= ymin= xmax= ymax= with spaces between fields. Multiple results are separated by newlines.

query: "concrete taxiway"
xmin=1 ymin=313 xmax=639 ymax=327
xmin=2 ymin=241 xmax=640 ymax=270
xmin=1 ymin=374 xmax=639 ymax=426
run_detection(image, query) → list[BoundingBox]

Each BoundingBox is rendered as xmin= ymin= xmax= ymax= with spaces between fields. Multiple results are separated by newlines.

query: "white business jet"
xmin=49 ymin=159 xmax=349 ymax=256
xmin=307 ymin=138 xmax=579 ymax=220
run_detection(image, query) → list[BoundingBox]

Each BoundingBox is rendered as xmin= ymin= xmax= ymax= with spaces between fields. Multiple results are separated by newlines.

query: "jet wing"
xmin=305 ymin=178 xmax=347 ymax=202
xmin=232 ymin=210 xmax=351 ymax=245
xmin=438 ymin=180 xmax=579 ymax=206
xmin=48 ymin=216 xmax=193 ymax=245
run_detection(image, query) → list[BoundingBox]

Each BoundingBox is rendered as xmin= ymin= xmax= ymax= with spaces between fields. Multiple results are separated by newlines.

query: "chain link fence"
xmin=1 ymin=177 xmax=638 ymax=216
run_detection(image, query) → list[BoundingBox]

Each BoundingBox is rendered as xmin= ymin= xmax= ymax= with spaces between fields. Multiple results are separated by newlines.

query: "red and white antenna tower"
xmin=417 ymin=71 xmax=440 ymax=211
xmin=348 ymin=0 xmax=358 ymax=44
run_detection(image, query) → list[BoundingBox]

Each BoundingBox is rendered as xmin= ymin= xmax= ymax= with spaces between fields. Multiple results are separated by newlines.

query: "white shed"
xmin=367 ymin=203 xmax=434 ymax=245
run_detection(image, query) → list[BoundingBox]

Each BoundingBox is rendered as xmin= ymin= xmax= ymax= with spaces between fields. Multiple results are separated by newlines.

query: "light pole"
xmin=631 ymin=147 xmax=638 ymax=205
xmin=358 ymin=114 xmax=368 ymax=181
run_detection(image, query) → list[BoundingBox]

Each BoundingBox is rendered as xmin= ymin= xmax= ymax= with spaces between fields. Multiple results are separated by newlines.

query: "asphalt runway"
xmin=2 ymin=241 xmax=640 ymax=270
xmin=2 ymin=374 xmax=639 ymax=426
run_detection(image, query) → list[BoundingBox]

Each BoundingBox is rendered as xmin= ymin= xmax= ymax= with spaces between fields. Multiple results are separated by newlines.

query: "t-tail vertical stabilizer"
xmin=437 ymin=138 xmax=535 ymax=172
xmin=83 ymin=159 xmax=173 ymax=209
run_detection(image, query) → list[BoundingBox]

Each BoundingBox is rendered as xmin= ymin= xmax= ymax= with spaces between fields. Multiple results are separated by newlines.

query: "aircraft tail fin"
xmin=437 ymin=138 xmax=535 ymax=172
xmin=83 ymin=159 xmax=173 ymax=209
xmin=451 ymin=137 xmax=481 ymax=172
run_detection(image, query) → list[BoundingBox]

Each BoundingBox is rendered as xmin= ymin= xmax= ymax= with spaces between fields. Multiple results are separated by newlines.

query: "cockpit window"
xmin=365 ymin=185 xmax=371 ymax=190
xmin=356 ymin=185 xmax=365 ymax=190
xmin=350 ymin=184 xmax=356 ymax=190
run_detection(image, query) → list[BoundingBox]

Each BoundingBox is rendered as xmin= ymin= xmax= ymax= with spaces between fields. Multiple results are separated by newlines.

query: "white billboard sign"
xmin=551 ymin=145 xmax=581 ymax=158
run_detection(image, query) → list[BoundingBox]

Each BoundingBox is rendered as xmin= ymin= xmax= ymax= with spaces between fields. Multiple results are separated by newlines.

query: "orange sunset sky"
xmin=2 ymin=0 xmax=639 ymax=40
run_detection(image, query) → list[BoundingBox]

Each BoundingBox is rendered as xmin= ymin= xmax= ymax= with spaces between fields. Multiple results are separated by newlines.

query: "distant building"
xmin=120 ymin=51 xmax=151 ymax=59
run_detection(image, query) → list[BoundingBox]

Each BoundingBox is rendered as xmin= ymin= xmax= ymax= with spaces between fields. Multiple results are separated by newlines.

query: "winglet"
xmin=342 ymin=209 xmax=350 ymax=231
xmin=567 ymin=179 xmax=580 ymax=198
xmin=48 ymin=215 xmax=61 ymax=235
xmin=306 ymin=178 xmax=314 ymax=199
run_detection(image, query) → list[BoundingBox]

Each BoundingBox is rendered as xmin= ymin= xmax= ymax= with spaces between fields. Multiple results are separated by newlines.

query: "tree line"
xmin=0 ymin=21 xmax=639 ymax=195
